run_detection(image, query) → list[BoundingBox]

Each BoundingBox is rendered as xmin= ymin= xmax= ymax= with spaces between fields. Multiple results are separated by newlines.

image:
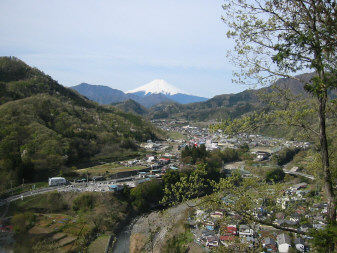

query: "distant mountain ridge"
xmin=139 ymin=72 xmax=336 ymax=121
xmin=71 ymin=80 xmax=208 ymax=107
xmin=71 ymin=73 xmax=335 ymax=122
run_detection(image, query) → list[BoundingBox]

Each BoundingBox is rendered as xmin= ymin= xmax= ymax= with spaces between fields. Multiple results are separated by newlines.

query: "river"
xmin=112 ymin=217 xmax=139 ymax=253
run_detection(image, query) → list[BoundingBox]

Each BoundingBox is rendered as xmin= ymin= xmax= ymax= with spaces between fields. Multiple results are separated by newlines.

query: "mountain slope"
xmin=146 ymin=88 xmax=261 ymax=121
xmin=71 ymin=83 xmax=140 ymax=104
xmin=114 ymin=99 xmax=148 ymax=115
xmin=0 ymin=57 xmax=160 ymax=189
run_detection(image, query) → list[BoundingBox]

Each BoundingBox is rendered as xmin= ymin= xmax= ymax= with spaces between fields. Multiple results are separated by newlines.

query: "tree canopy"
xmin=221 ymin=0 xmax=337 ymax=233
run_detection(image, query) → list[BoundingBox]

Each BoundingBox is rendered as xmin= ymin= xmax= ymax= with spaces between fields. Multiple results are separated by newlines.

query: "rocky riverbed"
xmin=129 ymin=202 xmax=192 ymax=253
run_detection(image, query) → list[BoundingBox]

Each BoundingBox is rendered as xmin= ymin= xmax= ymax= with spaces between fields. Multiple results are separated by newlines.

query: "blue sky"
xmin=0 ymin=0 xmax=247 ymax=98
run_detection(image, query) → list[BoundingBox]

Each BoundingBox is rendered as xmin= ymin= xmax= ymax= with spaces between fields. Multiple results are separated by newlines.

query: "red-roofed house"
xmin=225 ymin=225 xmax=237 ymax=235
xmin=220 ymin=235 xmax=236 ymax=246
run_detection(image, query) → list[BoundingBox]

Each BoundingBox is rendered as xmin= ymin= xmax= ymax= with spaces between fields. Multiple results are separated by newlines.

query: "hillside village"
xmin=186 ymin=180 xmax=324 ymax=253
xmin=144 ymin=120 xmax=322 ymax=253
xmin=116 ymin=120 xmax=320 ymax=253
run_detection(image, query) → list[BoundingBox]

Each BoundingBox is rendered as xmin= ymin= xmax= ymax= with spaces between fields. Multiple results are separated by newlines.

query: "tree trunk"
xmin=318 ymin=94 xmax=336 ymax=225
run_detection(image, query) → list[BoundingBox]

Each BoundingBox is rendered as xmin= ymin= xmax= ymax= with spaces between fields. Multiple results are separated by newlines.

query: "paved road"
xmin=4 ymin=185 xmax=67 ymax=203
xmin=1 ymin=172 xmax=160 ymax=205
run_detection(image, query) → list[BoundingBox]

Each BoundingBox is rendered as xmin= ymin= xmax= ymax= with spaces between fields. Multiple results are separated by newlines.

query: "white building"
xmin=277 ymin=233 xmax=291 ymax=253
xmin=238 ymin=225 xmax=254 ymax=237
xmin=48 ymin=177 xmax=66 ymax=186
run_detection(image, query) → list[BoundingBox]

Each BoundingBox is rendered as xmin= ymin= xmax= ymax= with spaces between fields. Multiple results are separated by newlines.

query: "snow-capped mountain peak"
xmin=126 ymin=79 xmax=189 ymax=95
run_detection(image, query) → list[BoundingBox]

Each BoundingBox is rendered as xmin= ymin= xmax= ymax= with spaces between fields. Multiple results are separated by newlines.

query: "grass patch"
xmin=167 ymin=131 xmax=188 ymax=141
xmin=75 ymin=163 xmax=146 ymax=175
xmin=88 ymin=234 xmax=110 ymax=253
xmin=7 ymin=191 xmax=67 ymax=215
xmin=163 ymin=230 xmax=194 ymax=253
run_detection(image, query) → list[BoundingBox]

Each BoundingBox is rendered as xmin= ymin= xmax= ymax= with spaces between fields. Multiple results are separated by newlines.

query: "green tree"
xmin=158 ymin=1 xmax=337 ymax=251
xmin=221 ymin=0 xmax=337 ymax=233
xmin=161 ymin=163 xmax=208 ymax=206
xmin=272 ymin=148 xmax=300 ymax=166
xmin=311 ymin=225 xmax=337 ymax=252
xmin=265 ymin=168 xmax=285 ymax=183
xmin=130 ymin=179 xmax=163 ymax=211
xmin=162 ymin=169 xmax=181 ymax=187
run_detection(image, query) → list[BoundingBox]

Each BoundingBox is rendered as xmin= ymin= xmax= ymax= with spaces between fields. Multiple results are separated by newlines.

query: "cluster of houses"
xmin=152 ymin=120 xmax=311 ymax=153
xmin=120 ymin=154 xmax=174 ymax=168
xmin=186 ymin=180 xmax=330 ymax=252
xmin=190 ymin=208 xmax=310 ymax=252
xmin=140 ymin=140 xmax=172 ymax=152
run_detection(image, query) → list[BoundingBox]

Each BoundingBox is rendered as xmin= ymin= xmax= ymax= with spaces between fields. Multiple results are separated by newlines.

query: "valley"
xmin=0 ymin=119 xmax=319 ymax=252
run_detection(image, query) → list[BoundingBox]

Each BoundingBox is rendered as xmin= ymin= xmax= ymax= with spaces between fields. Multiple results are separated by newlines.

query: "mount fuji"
xmin=126 ymin=79 xmax=208 ymax=104
xmin=126 ymin=79 xmax=188 ymax=96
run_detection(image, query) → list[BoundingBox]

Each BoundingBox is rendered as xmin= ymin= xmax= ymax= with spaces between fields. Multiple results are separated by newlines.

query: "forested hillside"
xmin=0 ymin=57 xmax=160 ymax=189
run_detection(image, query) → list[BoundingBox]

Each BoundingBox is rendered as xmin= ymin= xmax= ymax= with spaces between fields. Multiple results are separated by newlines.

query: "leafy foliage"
xmin=265 ymin=168 xmax=285 ymax=183
xmin=130 ymin=179 xmax=164 ymax=211
xmin=272 ymin=148 xmax=301 ymax=166
xmin=215 ymin=0 xmax=337 ymax=250
xmin=181 ymin=144 xmax=208 ymax=164
xmin=162 ymin=163 xmax=217 ymax=206
xmin=11 ymin=212 xmax=35 ymax=233
xmin=310 ymin=225 xmax=337 ymax=253
xmin=181 ymin=145 xmax=241 ymax=167
xmin=72 ymin=193 xmax=95 ymax=212
xmin=163 ymin=230 xmax=193 ymax=253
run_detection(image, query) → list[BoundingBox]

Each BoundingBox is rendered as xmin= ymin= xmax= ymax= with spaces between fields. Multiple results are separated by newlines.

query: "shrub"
xmin=11 ymin=212 xmax=35 ymax=233
xmin=266 ymin=168 xmax=285 ymax=183
xmin=72 ymin=193 xmax=95 ymax=212
xmin=130 ymin=180 xmax=163 ymax=211
xmin=46 ymin=192 xmax=67 ymax=212
xmin=272 ymin=148 xmax=300 ymax=166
